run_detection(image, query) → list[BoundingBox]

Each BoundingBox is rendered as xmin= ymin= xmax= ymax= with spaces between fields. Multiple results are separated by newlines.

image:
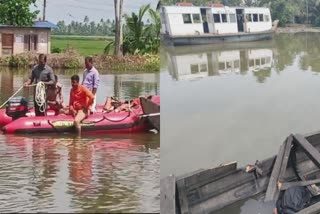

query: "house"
xmin=0 ymin=21 xmax=57 ymax=57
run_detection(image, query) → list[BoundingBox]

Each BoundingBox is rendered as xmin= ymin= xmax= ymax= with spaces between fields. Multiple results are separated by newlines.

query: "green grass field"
xmin=51 ymin=35 xmax=113 ymax=56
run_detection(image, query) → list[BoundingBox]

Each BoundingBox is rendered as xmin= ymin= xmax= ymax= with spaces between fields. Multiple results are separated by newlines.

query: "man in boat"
xmin=60 ymin=75 xmax=94 ymax=133
xmin=82 ymin=56 xmax=100 ymax=114
xmin=23 ymin=54 xmax=55 ymax=116
xmin=102 ymin=97 xmax=142 ymax=113
xmin=47 ymin=75 xmax=64 ymax=115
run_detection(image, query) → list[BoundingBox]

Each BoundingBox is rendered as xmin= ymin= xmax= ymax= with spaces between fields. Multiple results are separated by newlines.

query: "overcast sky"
xmin=31 ymin=0 xmax=158 ymax=24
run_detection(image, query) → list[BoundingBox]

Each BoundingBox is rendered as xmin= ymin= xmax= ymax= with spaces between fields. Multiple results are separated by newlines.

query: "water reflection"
xmin=164 ymin=32 xmax=320 ymax=83
xmin=161 ymin=32 xmax=320 ymax=214
xmin=165 ymin=42 xmax=274 ymax=83
xmin=1 ymin=134 xmax=160 ymax=212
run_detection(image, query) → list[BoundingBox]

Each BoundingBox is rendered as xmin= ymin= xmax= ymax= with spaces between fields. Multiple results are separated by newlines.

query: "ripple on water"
xmin=0 ymin=134 xmax=159 ymax=212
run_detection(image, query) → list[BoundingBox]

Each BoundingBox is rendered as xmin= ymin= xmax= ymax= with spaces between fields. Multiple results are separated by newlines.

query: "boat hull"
xmin=161 ymin=131 xmax=320 ymax=213
xmin=162 ymin=31 xmax=273 ymax=46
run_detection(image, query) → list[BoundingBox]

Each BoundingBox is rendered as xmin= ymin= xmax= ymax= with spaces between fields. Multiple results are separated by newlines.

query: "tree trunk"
xmin=114 ymin=0 xmax=123 ymax=56
xmin=43 ymin=0 xmax=46 ymax=21
xmin=119 ymin=0 xmax=124 ymax=55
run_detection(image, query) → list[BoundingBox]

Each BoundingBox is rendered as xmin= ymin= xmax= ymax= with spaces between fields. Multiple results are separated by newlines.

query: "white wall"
xmin=212 ymin=7 xmax=238 ymax=34
xmin=244 ymin=8 xmax=272 ymax=32
xmin=164 ymin=6 xmax=203 ymax=36
xmin=162 ymin=6 xmax=272 ymax=36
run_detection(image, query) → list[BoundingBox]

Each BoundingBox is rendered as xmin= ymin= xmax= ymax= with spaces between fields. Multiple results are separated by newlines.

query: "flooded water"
xmin=0 ymin=70 xmax=160 ymax=212
xmin=161 ymin=32 xmax=320 ymax=213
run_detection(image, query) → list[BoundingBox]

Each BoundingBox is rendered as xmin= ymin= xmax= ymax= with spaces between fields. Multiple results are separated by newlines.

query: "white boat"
xmin=160 ymin=3 xmax=278 ymax=46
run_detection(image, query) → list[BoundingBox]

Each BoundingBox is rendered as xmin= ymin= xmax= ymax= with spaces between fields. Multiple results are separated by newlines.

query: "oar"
xmin=0 ymin=85 xmax=24 ymax=109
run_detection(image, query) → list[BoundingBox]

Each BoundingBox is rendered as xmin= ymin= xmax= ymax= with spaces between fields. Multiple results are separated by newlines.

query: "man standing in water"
xmin=24 ymin=54 xmax=55 ymax=116
xmin=82 ymin=56 xmax=100 ymax=114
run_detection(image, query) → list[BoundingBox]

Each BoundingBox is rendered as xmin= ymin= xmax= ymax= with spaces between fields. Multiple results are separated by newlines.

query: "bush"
xmin=51 ymin=47 xmax=62 ymax=53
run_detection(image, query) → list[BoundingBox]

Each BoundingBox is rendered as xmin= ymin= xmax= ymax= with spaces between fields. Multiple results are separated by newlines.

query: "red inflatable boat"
xmin=1 ymin=95 xmax=160 ymax=134
xmin=0 ymin=106 xmax=106 ymax=127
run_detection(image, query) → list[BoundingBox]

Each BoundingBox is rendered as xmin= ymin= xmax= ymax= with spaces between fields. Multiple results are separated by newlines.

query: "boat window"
xmin=246 ymin=14 xmax=252 ymax=22
xmin=200 ymin=64 xmax=207 ymax=72
xmin=261 ymin=58 xmax=266 ymax=65
xmin=249 ymin=59 xmax=255 ymax=67
xmin=226 ymin=61 xmax=232 ymax=69
xmin=219 ymin=62 xmax=225 ymax=70
xmin=182 ymin=14 xmax=192 ymax=24
xmin=213 ymin=14 xmax=221 ymax=23
xmin=229 ymin=14 xmax=236 ymax=23
xmin=192 ymin=14 xmax=201 ymax=23
xmin=221 ymin=14 xmax=228 ymax=23
xmin=190 ymin=64 xmax=199 ymax=74
xmin=259 ymin=14 xmax=264 ymax=22
xmin=264 ymin=15 xmax=270 ymax=22
xmin=253 ymin=14 xmax=258 ymax=22
xmin=255 ymin=59 xmax=260 ymax=66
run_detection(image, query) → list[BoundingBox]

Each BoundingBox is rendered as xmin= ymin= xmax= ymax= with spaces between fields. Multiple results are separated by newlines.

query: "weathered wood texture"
xmin=280 ymin=179 xmax=320 ymax=191
xmin=264 ymin=140 xmax=287 ymax=202
xmin=140 ymin=96 xmax=160 ymax=131
xmin=160 ymin=175 xmax=176 ymax=214
xmin=294 ymin=134 xmax=320 ymax=168
xmin=296 ymin=202 xmax=320 ymax=214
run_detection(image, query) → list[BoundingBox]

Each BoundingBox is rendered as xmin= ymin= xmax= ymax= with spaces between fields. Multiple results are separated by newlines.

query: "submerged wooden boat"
xmin=161 ymin=131 xmax=320 ymax=213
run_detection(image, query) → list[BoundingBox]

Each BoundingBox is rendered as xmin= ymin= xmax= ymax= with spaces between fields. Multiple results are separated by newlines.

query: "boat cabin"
xmin=160 ymin=5 xmax=272 ymax=36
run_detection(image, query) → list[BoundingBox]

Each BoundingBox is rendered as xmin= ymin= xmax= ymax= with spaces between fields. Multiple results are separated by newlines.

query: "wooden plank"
xmin=176 ymin=178 xmax=189 ymax=214
xmin=294 ymin=134 xmax=320 ymax=168
xmin=160 ymin=175 xmax=176 ymax=214
xmin=279 ymin=178 xmax=320 ymax=191
xmin=279 ymin=135 xmax=293 ymax=181
xmin=296 ymin=202 xmax=320 ymax=214
xmin=188 ymin=169 xmax=255 ymax=206
xmin=189 ymin=176 xmax=270 ymax=214
xmin=184 ymin=161 xmax=237 ymax=189
xmin=264 ymin=139 xmax=287 ymax=202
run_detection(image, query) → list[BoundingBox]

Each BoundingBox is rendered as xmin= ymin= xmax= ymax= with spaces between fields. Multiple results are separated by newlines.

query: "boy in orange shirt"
xmin=61 ymin=75 xmax=94 ymax=133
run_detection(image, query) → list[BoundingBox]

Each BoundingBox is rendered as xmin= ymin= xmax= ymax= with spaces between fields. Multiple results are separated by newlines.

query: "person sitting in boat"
xmin=47 ymin=75 xmax=64 ymax=115
xmin=60 ymin=75 xmax=94 ymax=133
xmin=102 ymin=97 xmax=141 ymax=113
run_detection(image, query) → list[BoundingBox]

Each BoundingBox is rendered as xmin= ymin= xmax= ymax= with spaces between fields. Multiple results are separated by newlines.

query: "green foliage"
xmin=53 ymin=19 xmax=115 ymax=36
xmin=6 ymin=55 xmax=28 ymax=67
xmin=121 ymin=4 xmax=160 ymax=55
xmin=64 ymin=59 xmax=80 ymax=69
xmin=51 ymin=36 xmax=112 ymax=55
xmin=104 ymin=41 xmax=115 ymax=54
xmin=0 ymin=0 xmax=39 ymax=26
xmin=51 ymin=47 xmax=62 ymax=53
xmin=315 ymin=17 xmax=320 ymax=27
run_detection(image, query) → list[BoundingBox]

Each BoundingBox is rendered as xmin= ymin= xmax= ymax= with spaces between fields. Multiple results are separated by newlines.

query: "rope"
xmin=35 ymin=81 xmax=47 ymax=113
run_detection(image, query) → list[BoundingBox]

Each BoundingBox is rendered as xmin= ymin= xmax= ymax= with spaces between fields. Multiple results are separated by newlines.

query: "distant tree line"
xmin=160 ymin=0 xmax=320 ymax=27
xmin=53 ymin=16 xmax=116 ymax=36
